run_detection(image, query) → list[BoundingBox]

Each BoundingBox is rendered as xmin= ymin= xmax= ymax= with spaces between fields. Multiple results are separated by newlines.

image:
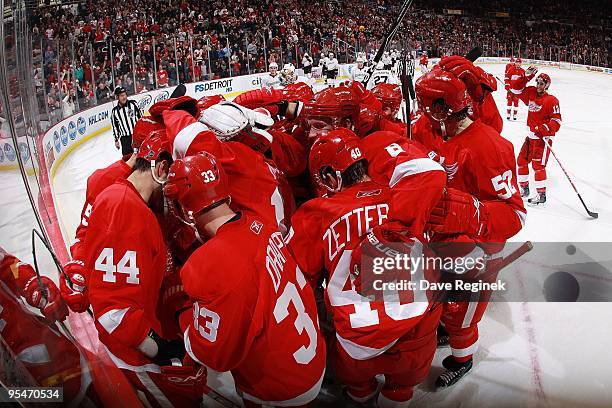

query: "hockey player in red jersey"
xmin=504 ymin=57 xmax=536 ymax=121
xmin=0 ymin=247 xmax=97 ymax=404
xmin=61 ymin=116 xmax=165 ymax=313
xmin=287 ymin=128 xmax=446 ymax=406
xmin=371 ymin=83 xmax=402 ymax=121
xmin=299 ymin=85 xmax=362 ymax=148
xmin=61 ymin=154 xmax=136 ymax=313
xmin=164 ymin=152 xmax=326 ymax=407
xmin=332 ymin=223 xmax=443 ymax=406
xmin=419 ymin=52 xmax=429 ymax=73
xmin=415 ymin=68 xmax=526 ymax=387
xmin=438 ymin=56 xmax=503 ymax=134
xmin=516 ymin=72 xmax=562 ymax=205
xmin=83 ymin=133 xmax=205 ymax=407
xmin=346 ymin=80 xmax=403 ymax=135
xmin=411 ymin=56 xmax=502 ymax=154
xmin=154 ymin=96 xmax=296 ymax=235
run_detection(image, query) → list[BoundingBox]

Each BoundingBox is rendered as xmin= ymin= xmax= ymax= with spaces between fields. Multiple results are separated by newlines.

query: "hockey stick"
xmin=364 ymin=0 xmax=415 ymax=87
xmin=202 ymin=389 xmax=240 ymax=408
xmin=464 ymin=46 xmax=483 ymax=63
xmin=170 ymin=83 xmax=187 ymax=98
xmin=399 ymin=53 xmax=414 ymax=139
xmin=32 ymin=229 xmax=96 ymax=317
xmin=542 ymin=138 xmax=598 ymax=218
xmin=495 ymin=241 xmax=533 ymax=271
xmin=428 ymin=240 xmax=533 ymax=305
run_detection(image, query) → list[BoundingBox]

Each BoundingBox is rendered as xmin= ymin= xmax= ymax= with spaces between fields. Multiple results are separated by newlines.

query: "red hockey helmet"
xmin=302 ymin=85 xmax=360 ymax=131
xmin=536 ymin=73 xmax=551 ymax=90
xmin=196 ymin=94 xmax=226 ymax=112
xmin=354 ymin=105 xmax=381 ymax=138
xmin=415 ymin=68 xmax=470 ymax=123
xmin=136 ymin=130 xmax=171 ymax=162
xmin=515 ymin=57 xmax=522 ymax=64
xmin=282 ymin=82 xmax=315 ymax=103
xmin=308 ymin=128 xmax=365 ymax=192
xmin=372 ymin=83 xmax=402 ymax=119
xmin=163 ymin=151 xmax=230 ymax=215
xmin=132 ymin=116 xmax=165 ymax=150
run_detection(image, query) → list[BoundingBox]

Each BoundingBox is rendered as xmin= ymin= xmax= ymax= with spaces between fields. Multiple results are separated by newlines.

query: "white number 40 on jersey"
xmin=95 ymin=248 xmax=140 ymax=284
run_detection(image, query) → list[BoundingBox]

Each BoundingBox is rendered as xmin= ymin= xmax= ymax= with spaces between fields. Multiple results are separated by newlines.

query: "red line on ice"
xmin=517 ymin=269 xmax=547 ymax=402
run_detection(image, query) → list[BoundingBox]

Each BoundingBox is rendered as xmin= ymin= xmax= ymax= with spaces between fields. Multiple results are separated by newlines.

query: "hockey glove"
xmin=149 ymin=96 xmax=198 ymax=119
xmin=533 ymin=124 xmax=554 ymax=138
xmin=23 ymin=276 xmax=69 ymax=322
xmin=139 ymin=329 xmax=186 ymax=366
xmin=60 ymin=260 xmax=90 ymax=313
xmin=233 ymin=87 xmax=284 ymax=111
xmin=439 ymin=56 xmax=486 ymax=102
xmin=525 ymin=66 xmax=538 ymax=78
xmin=427 ymin=188 xmax=489 ymax=239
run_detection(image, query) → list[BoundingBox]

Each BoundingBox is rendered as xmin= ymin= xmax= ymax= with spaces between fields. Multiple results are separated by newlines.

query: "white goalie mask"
xmin=199 ymin=101 xmax=275 ymax=142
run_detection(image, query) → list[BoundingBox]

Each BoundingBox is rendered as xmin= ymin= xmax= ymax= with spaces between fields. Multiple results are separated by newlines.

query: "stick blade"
xmin=465 ymin=46 xmax=483 ymax=62
xmin=170 ymin=83 xmax=187 ymax=99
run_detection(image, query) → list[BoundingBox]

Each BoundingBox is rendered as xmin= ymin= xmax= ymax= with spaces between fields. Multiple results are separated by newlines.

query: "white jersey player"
xmin=302 ymin=53 xmax=314 ymax=77
xmin=351 ymin=57 xmax=368 ymax=85
xmin=366 ymin=61 xmax=399 ymax=90
xmin=261 ymin=62 xmax=282 ymax=89
xmin=327 ymin=52 xmax=339 ymax=84
xmin=357 ymin=51 xmax=368 ymax=66
xmin=382 ymin=51 xmax=393 ymax=70
xmin=390 ymin=49 xmax=400 ymax=65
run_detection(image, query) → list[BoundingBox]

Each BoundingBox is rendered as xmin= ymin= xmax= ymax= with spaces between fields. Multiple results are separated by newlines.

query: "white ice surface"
xmin=48 ymin=64 xmax=612 ymax=407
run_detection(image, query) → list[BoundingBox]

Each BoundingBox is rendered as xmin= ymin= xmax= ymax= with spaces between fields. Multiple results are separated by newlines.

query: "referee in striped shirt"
xmin=111 ymin=87 xmax=142 ymax=155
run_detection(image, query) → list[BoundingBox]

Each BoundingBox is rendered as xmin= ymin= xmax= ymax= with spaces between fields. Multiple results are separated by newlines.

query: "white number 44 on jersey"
xmin=95 ymin=248 xmax=140 ymax=284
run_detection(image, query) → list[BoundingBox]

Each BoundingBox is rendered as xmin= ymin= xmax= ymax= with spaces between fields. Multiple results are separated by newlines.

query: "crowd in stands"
xmin=29 ymin=0 xmax=610 ymax=123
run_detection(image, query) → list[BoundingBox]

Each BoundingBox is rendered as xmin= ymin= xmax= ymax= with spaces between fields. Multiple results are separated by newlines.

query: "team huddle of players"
xmin=1 ymin=53 xmax=562 ymax=407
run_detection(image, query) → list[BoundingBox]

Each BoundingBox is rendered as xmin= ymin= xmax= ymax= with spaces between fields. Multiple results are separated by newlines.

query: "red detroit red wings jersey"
xmin=519 ymin=87 xmax=562 ymax=138
xmin=361 ymin=130 xmax=446 ymax=236
xmin=84 ymin=179 xmax=167 ymax=368
xmin=436 ymin=120 xmax=526 ymax=243
xmin=181 ymin=214 xmax=325 ymax=405
xmin=71 ymin=160 xmax=132 ymax=262
xmin=287 ymin=183 xmax=442 ymax=358
xmin=162 ymin=109 xmax=295 ymax=235
xmin=361 ymin=130 xmax=434 ymax=183
xmin=505 ymin=65 xmax=532 ymax=94
xmin=287 ymin=133 xmax=446 ymax=279
xmin=287 ymin=148 xmax=445 ymax=358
